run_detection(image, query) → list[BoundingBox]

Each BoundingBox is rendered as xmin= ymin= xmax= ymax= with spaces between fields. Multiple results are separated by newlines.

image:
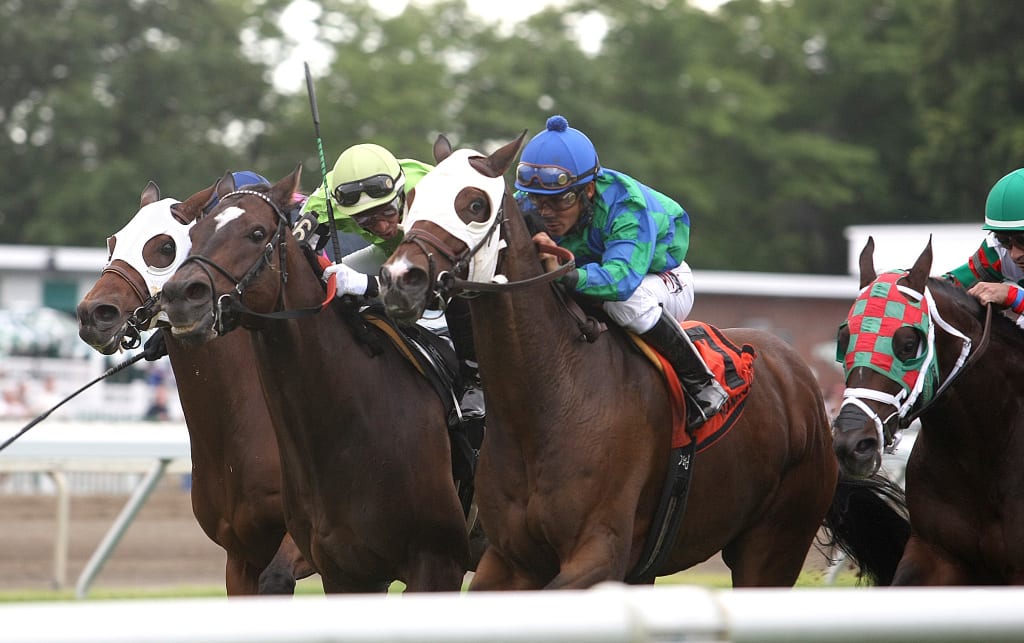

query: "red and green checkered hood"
xmin=837 ymin=270 xmax=938 ymax=403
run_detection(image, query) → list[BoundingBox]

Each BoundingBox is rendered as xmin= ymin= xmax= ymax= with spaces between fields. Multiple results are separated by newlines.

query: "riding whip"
xmin=304 ymin=61 xmax=343 ymax=262
xmin=0 ymin=351 xmax=149 ymax=453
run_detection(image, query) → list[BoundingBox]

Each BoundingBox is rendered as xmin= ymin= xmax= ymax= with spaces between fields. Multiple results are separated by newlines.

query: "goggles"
xmin=994 ymin=232 xmax=1024 ymax=251
xmin=351 ymin=195 xmax=402 ymax=228
xmin=516 ymin=163 xmax=597 ymax=191
xmin=528 ymin=189 xmax=580 ymax=213
xmin=333 ymin=173 xmax=399 ymax=207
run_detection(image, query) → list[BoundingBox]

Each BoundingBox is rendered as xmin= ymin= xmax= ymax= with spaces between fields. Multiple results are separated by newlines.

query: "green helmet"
xmin=983 ymin=168 xmax=1024 ymax=231
xmin=327 ymin=143 xmax=406 ymax=217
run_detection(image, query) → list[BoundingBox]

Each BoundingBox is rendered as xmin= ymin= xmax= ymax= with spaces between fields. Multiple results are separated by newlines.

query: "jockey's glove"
xmin=142 ymin=328 xmax=168 ymax=361
xmin=323 ymin=262 xmax=378 ymax=298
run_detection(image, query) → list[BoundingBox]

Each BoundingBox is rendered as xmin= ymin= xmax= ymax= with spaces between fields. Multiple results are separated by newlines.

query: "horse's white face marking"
xmin=215 ymin=206 xmax=246 ymax=232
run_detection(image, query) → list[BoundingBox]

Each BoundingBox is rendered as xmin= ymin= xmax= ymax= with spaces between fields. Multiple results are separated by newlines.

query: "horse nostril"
xmin=184 ymin=281 xmax=209 ymax=302
xmin=93 ymin=304 xmax=120 ymax=325
xmin=854 ymin=437 xmax=878 ymax=456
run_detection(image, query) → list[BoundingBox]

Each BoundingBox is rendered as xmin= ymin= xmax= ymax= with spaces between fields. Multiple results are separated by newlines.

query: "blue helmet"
xmin=515 ymin=115 xmax=600 ymax=195
xmin=232 ymin=170 xmax=270 ymax=189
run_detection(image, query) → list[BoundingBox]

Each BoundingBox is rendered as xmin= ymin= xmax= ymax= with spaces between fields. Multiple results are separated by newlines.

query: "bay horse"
xmin=76 ymin=180 xmax=314 ymax=595
xmin=834 ymin=237 xmax=1024 ymax=584
xmin=379 ymin=132 xmax=910 ymax=589
xmin=158 ymin=167 xmax=472 ymax=592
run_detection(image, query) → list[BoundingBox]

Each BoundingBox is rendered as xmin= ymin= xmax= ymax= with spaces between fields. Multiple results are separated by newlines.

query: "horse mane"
xmin=927 ymin=276 xmax=1024 ymax=351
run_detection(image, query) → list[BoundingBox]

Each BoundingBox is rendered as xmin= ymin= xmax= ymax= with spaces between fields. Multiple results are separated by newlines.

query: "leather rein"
xmin=396 ymin=197 xmax=605 ymax=342
xmin=178 ymin=189 xmax=332 ymax=335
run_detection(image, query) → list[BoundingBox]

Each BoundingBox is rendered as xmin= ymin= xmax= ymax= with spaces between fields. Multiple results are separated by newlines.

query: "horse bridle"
xmin=178 ymin=189 xmax=294 ymax=335
xmin=400 ymin=195 xmax=576 ymax=301
xmin=98 ymin=261 xmax=161 ymax=350
xmin=841 ymin=285 xmax=992 ymax=452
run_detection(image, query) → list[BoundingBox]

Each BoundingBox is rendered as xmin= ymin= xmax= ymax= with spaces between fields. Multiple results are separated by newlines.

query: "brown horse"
xmin=76 ymin=180 xmax=314 ymax=594
xmin=834 ymin=237 xmax=1024 ymax=585
xmin=158 ymin=168 xmax=471 ymax=592
xmin=379 ymin=133 xmax=909 ymax=589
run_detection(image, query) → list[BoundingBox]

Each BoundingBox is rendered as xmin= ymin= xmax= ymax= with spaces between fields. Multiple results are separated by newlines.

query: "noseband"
xmin=98 ymin=261 xmax=160 ymax=350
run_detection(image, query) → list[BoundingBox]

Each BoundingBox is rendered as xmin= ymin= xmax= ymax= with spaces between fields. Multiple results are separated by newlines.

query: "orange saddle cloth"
xmin=632 ymin=321 xmax=757 ymax=451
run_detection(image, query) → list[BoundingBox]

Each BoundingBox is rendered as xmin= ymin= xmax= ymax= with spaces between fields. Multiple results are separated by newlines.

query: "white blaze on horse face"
xmin=214 ymin=206 xmax=246 ymax=232
xmin=107 ymin=198 xmax=193 ymax=295
xmin=403 ymin=148 xmax=506 ymax=282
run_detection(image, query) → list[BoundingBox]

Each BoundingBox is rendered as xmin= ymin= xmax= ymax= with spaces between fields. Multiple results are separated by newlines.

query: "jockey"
xmin=945 ymin=168 xmax=1024 ymax=322
xmin=516 ymin=115 xmax=727 ymax=427
xmin=300 ymin=143 xmax=484 ymax=423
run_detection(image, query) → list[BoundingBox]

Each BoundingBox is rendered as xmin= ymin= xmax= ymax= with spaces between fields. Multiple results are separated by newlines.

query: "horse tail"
xmin=821 ymin=473 xmax=911 ymax=585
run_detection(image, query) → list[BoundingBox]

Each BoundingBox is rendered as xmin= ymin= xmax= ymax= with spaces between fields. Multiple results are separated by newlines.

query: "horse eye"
xmin=894 ymin=328 xmax=922 ymax=361
xmin=249 ymin=228 xmax=267 ymax=242
xmin=160 ymin=240 xmax=176 ymax=257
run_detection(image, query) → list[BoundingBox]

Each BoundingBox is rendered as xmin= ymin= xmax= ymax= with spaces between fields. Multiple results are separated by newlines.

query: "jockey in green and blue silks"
xmin=946 ymin=168 xmax=1024 ymax=324
xmin=514 ymin=114 xmax=726 ymax=428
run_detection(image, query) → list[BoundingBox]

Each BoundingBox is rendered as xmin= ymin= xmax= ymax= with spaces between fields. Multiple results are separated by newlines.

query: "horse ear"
xmin=858 ymin=236 xmax=877 ymax=289
xmin=469 ymin=130 xmax=528 ymax=179
xmin=141 ymin=181 xmax=161 ymax=207
xmin=270 ymin=164 xmax=302 ymax=207
xmin=434 ymin=135 xmax=453 ymax=164
xmin=906 ymin=235 xmax=933 ymax=293
xmin=174 ymin=180 xmax=220 ymax=224
xmin=215 ymin=171 xmax=236 ymax=200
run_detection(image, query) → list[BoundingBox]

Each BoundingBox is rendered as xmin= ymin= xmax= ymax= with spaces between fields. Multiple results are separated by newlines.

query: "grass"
xmin=0 ymin=569 xmax=867 ymax=602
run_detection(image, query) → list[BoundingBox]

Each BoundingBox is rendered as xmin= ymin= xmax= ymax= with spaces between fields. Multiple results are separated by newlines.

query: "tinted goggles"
xmin=516 ymin=163 xmax=597 ymax=191
xmin=351 ymin=195 xmax=402 ymax=228
xmin=528 ymin=189 xmax=580 ymax=213
xmin=995 ymin=232 xmax=1024 ymax=251
xmin=333 ymin=173 xmax=398 ymax=207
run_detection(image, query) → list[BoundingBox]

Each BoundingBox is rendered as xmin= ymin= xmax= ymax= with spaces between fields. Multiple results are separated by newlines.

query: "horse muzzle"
xmin=832 ymin=404 xmax=883 ymax=478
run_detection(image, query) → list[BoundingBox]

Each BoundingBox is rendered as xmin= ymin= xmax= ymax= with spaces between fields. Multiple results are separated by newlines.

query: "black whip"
xmin=0 ymin=351 xmax=148 ymax=453
xmin=304 ymin=61 xmax=343 ymax=262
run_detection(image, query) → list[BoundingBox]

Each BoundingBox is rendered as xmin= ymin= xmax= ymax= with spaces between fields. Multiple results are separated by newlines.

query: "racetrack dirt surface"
xmin=0 ymin=477 xmax=835 ymax=594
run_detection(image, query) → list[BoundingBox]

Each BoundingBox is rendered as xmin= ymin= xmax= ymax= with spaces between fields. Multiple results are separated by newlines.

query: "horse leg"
xmin=545 ymin=531 xmax=631 ymax=590
xmin=402 ymin=550 xmax=467 ymax=592
xmin=721 ymin=492 xmax=826 ymax=587
xmin=225 ymin=554 xmax=260 ymax=596
xmin=469 ymin=547 xmax=544 ymax=591
xmin=892 ymin=536 xmax=971 ymax=585
xmin=258 ymin=533 xmax=317 ymax=595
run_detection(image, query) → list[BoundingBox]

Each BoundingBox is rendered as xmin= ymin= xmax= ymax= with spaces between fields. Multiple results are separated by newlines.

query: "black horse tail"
xmin=820 ymin=472 xmax=910 ymax=585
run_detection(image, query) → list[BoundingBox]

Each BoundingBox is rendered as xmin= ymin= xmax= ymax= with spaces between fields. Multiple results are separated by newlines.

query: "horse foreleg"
xmin=469 ymin=547 xmax=543 ymax=590
xmin=257 ymin=533 xmax=316 ymax=595
xmin=892 ymin=536 xmax=972 ymax=585
xmin=402 ymin=550 xmax=467 ymax=592
xmin=225 ymin=555 xmax=260 ymax=595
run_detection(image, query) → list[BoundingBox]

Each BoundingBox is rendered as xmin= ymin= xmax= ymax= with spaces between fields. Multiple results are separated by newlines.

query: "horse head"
xmin=380 ymin=132 xmax=527 ymax=325
xmin=160 ymin=167 xmax=303 ymax=343
xmin=76 ymin=181 xmax=217 ymax=353
xmin=833 ymin=236 xmax=938 ymax=478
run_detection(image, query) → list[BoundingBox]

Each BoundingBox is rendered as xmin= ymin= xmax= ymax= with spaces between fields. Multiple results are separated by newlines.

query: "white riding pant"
xmin=603 ymin=262 xmax=695 ymax=333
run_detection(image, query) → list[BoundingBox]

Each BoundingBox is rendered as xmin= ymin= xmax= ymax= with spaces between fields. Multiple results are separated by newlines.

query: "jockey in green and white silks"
xmin=945 ymin=168 xmax=1024 ymax=325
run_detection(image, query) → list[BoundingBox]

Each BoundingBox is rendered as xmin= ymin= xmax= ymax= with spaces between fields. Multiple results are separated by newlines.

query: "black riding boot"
xmin=445 ymin=298 xmax=485 ymax=445
xmin=641 ymin=310 xmax=728 ymax=428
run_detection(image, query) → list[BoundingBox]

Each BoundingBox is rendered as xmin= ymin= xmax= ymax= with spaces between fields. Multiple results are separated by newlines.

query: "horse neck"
xmin=468 ymin=206 xmax=599 ymax=416
xmin=162 ymin=331 xmax=267 ymax=458
xmin=922 ymin=284 xmax=1021 ymax=458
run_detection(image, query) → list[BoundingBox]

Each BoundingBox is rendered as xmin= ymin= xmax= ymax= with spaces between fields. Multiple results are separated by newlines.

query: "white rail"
xmin=0 ymin=421 xmax=190 ymax=597
xmin=0 ymin=584 xmax=1022 ymax=642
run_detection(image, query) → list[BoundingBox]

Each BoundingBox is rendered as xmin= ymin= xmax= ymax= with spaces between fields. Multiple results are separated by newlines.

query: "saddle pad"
xmin=632 ymin=321 xmax=757 ymax=451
